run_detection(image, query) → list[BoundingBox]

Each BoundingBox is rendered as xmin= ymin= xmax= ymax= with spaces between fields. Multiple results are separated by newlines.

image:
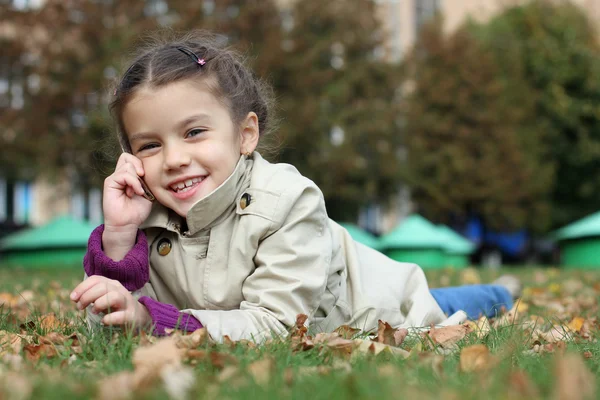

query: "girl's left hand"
xmin=70 ymin=276 xmax=151 ymax=329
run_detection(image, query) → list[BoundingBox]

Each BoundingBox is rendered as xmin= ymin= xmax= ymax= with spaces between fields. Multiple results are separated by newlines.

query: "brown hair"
xmin=110 ymin=30 xmax=276 ymax=154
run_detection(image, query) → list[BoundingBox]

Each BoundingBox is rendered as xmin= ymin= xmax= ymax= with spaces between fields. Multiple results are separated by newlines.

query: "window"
xmin=0 ymin=178 xmax=6 ymax=221
xmin=415 ymin=0 xmax=439 ymax=34
xmin=13 ymin=181 xmax=32 ymax=224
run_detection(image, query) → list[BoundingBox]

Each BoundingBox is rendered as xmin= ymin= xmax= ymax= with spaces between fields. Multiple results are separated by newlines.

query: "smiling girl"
xmin=70 ymin=31 xmax=519 ymax=341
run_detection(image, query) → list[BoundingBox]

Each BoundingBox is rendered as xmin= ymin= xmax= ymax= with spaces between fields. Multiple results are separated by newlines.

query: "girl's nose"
xmin=163 ymin=146 xmax=191 ymax=170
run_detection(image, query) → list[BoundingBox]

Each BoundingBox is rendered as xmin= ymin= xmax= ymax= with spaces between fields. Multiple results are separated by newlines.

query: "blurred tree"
xmin=476 ymin=1 xmax=600 ymax=229
xmin=403 ymin=19 xmax=552 ymax=232
xmin=0 ymin=0 xmax=282 ymax=188
xmin=275 ymin=0 xmax=404 ymax=221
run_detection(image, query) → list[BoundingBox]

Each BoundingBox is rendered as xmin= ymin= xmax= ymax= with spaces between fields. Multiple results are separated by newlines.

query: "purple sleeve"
xmin=138 ymin=296 xmax=203 ymax=336
xmin=83 ymin=224 xmax=149 ymax=291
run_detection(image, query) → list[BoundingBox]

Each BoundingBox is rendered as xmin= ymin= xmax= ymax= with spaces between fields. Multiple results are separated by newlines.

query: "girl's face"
xmin=122 ymin=78 xmax=258 ymax=218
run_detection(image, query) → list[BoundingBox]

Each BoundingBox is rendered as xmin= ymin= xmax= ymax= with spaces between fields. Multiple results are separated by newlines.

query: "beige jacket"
xmin=95 ymin=153 xmax=452 ymax=341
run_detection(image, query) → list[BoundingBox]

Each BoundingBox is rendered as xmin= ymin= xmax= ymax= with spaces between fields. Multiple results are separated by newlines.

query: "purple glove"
xmin=138 ymin=296 xmax=203 ymax=336
xmin=83 ymin=225 xmax=149 ymax=291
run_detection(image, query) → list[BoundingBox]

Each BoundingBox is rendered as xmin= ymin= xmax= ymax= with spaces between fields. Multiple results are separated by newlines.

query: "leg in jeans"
xmin=430 ymin=285 xmax=513 ymax=319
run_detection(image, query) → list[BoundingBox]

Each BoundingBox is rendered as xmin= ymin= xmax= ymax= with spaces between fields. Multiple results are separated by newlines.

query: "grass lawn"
xmin=0 ymin=265 xmax=598 ymax=399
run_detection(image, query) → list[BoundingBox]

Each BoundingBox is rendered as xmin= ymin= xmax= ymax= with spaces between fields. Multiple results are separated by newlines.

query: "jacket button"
xmin=157 ymin=238 xmax=172 ymax=256
xmin=240 ymin=193 xmax=252 ymax=210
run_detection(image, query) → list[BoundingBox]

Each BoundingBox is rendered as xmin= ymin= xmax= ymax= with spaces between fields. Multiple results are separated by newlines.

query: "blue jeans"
xmin=430 ymin=285 xmax=513 ymax=319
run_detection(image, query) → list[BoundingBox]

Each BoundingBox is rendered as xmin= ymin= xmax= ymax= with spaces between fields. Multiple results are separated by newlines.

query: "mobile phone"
xmin=138 ymin=176 xmax=155 ymax=202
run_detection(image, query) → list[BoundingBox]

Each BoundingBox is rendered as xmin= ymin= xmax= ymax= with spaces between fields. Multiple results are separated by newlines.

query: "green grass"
xmin=0 ymin=265 xmax=599 ymax=399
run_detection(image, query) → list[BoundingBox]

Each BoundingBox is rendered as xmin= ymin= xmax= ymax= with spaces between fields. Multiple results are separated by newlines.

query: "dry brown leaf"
xmin=0 ymin=371 xmax=32 ymax=400
xmin=554 ymin=353 xmax=596 ymax=400
xmin=334 ymin=325 xmax=360 ymax=339
xmin=313 ymin=332 xmax=340 ymax=345
xmin=376 ymin=320 xmax=396 ymax=345
xmin=377 ymin=364 xmax=402 ymax=378
xmin=0 ymin=331 xmax=23 ymax=356
xmin=353 ymin=339 xmax=409 ymax=359
xmin=459 ymin=344 xmax=496 ymax=373
xmin=247 ymin=357 xmax=275 ymax=386
xmin=97 ymin=371 xmax=136 ymax=400
xmin=161 ymin=364 xmax=195 ymax=400
xmin=508 ymin=370 xmax=539 ymax=399
xmin=23 ymin=343 xmax=58 ymax=363
xmin=133 ymin=337 xmax=183 ymax=369
xmin=290 ymin=314 xmax=308 ymax=340
xmin=394 ymin=328 xmax=409 ymax=346
xmin=567 ymin=317 xmax=585 ymax=333
xmin=426 ymin=324 xmax=471 ymax=349
xmin=539 ymin=326 xmax=573 ymax=343
xmin=173 ymin=328 xmax=211 ymax=349
xmin=40 ymin=313 xmax=63 ymax=331
xmin=465 ymin=317 xmax=491 ymax=339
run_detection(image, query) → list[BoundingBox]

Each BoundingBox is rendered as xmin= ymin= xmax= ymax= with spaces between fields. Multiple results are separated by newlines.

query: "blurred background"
xmin=1 ymin=0 xmax=600 ymax=269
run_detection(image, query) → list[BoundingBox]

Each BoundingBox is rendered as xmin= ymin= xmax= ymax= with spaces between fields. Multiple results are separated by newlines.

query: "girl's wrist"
xmin=102 ymin=225 xmax=139 ymax=261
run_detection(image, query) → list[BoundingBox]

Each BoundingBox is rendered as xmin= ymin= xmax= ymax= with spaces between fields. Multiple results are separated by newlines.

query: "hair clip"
xmin=176 ymin=46 xmax=206 ymax=67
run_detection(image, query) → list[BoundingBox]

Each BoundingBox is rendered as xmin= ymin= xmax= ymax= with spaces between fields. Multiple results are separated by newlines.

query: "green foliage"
xmin=274 ymin=0 xmax=404 ymax=221
xmin=474 ymin=1 xmax=600 ymax=229
xmin=403 ymin=18 xmax=552 ymax=231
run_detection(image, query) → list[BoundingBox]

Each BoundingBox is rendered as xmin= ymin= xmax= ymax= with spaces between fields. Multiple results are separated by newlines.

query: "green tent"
xmin=552 ymin=211 xmax=600 ymax=268
xmin=437 ymin=225 xmax=475 ymax=269
xmin=0 ymin=215 xmax=96 ymax=267
xmin=379 ymin=215 xmax=448 ymax=269
xmin=338 ymin=223 xmax=381 ymax=250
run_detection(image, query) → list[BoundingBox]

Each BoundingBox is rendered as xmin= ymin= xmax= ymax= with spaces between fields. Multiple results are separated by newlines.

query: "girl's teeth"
xmin=185 ymin=179 xmax=193 ymax=186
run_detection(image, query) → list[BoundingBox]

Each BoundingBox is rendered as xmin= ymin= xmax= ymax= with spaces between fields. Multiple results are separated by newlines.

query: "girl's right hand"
xmin=102 ymin=153 xmax=153 ymax=260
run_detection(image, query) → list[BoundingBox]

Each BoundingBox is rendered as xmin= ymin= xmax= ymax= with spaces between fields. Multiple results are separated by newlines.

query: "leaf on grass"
xmin=290 ymin=314 xmax=308 ymax=340
xmin=23 ymin=343 xmax=58 ymax=363
xmin=173 ymin=328 xmax=211 ymax=349
xmin=554 ymin=353 xmax=596 ymax=400
xmin=161 ymin=364 xmax=195 ymax=400
xmin=0 ymin=371 xmax=32 ymax=400
xmin=247 ymin=357 xmax=275 ymax=386
xmin=334 ymin=325 xmax=360 ymax=339
xmin=40 ymin=313 xmax=63 ymax=330
xmin=465 ymin=316 xmax=491 ymax=339
xmin=538 ymin=326 xmax=573 ymax=343
xmin=353 ymin=339 xmax=409 ymax=359
xmin=0 ymin=331 xmax=23 ymax=356
xmin=567 ymin=317 xmax=585 ymax=333
xmin=459 ymin=344 xmax=496 ymax=373
xmin=426 ymin=324 xmax=471 ymax=349
xmin=376 ymin=320 xmax=396 ymax=345
xmin=508 ymin=370 xmax=539 ymax=399
xmin=97 ymin=371 xmax=136 ymax=400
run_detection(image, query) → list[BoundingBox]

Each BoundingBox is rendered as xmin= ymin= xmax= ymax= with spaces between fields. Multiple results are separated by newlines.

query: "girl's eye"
xmin=138 ymin=143 xmax=159 ymax=152
xmin=187 ymin=128 xmax=206 ymax=138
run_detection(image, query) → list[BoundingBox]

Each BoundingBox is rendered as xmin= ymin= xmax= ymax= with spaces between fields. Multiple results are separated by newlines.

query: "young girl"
xmin=70 ymin=31 xmax=519 ymax=341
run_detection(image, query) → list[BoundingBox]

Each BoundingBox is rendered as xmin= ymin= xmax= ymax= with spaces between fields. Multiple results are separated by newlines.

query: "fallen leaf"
xmin=508 ymin=370 xmax=539 ymax=399
xmin=426 ymin=324 xmax=471 ymax=349
xmin=161 ymin=364 xmax=195 ymax=400
xmin=23 ymin=343 xmax=58 ymax=363
xmin=353 ymin=339 xmax=409 ymax=359
xmin=567 ymin=317 xmax=585 ymax=333
xmin=0 ymin=371 xmax=32 ymax=400
xmin=554 ymin=353 xmax=596 ymax=400
xmin=465 ymin=316 xmax=491 ymax=339
xmin=394 ymin=328 xmax=409 ymax=346
xmin=0 ymin=331 xmax=23 ymax=356
xmin=334 ymin=325 xmax=360 ymax=339
xmin=376 ymin=320 xmax=396 ymax=345
xmin=40 ymin=313 xmax=63 ymax=331
xmin=247 ymin=357 xmax=275 ymax=386
xmin=97 ymin=371 xmax=136 ymax=400
xmin=459 ymin=344 xmax=496 ymax=373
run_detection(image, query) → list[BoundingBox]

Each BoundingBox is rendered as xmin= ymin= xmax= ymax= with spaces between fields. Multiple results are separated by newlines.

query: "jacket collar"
xmin=140 ymin=154 xmax=253 ymax=235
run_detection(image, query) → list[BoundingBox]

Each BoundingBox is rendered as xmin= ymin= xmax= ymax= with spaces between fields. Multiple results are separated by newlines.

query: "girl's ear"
xmin=240 ymin=112 xmax=259 ymax=154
